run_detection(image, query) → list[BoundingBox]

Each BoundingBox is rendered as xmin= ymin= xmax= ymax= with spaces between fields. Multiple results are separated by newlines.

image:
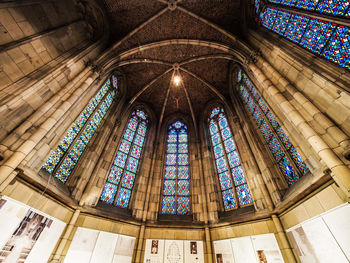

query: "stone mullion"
xmin=237 ymin=99 xmax=285 ymax=203
xmin=0 ymin=72 xmax=99 ymax=192
xmin=247 ymin=62 xmax=350 ymax=200
xmin=69 ymin=96 xmax=121 ymax=200
xmin=141 ymin=127 xmax=161 ymax=221
xmin=78 ymin=100 xmax=127 ymax=207
xmin=256 ymin=57 xmax=350 ymax=155
xmin=228 ymin=107 xmax=274 ymax=211
xmin=200 ymin=121 xmax=220 ymax=222
xmin=150 ymin=139 xmax=165 ymax=219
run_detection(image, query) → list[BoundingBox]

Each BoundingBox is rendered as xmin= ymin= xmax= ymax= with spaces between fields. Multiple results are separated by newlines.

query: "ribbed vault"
xmin=98 ymin=0 xmax=249 ymax=129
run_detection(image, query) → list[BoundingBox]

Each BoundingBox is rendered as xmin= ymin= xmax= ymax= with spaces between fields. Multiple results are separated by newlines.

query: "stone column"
xmin=50 ymin=209 xmax=81 ymax=263
xmin=271 ymin=215 xmax=296 ymax=263
xmin=135 ymin=224 xmax=145 ymax=263
xmin=205 ymin=227 xmax=214 ymax=263
xmin=0 ymin=66 xmax=92 ymax=157
xmin=248 ymin=62 xmax=350 ymax=199
xmin=229 ymin=111 xmax=274 ymax=211
xmin=256 ymin=57 xmax=350 ymax=153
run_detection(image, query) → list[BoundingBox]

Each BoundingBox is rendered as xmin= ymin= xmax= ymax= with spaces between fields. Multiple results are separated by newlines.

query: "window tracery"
xmin=100 ymin=109 xmax=149 ymax=208
xmin=161 ymin=121 xmax=191 ymax=215
xmin=237 ymin=69 xmax=310 ymax=185
xmin=208 ymin=107 xmax=254 ymax=211
xmin=42 ymin=75 xmax=118 ymax=183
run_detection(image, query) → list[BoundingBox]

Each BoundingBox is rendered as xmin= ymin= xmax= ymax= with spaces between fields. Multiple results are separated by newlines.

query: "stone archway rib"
xmin=98 ymin=7 xmax=169 ymax=63
xmin=129 ymin=68 xmax=173 ymax=105
xmin=116 ymin=39 xmax=243 ymax=61
xmin=179 ymin=67 xmax=226 ymax=102
xmin=177 ymin=70 xmax=198 ymax=136
xmin=179 ymin=54 xmax=236 ymax=66
xmin=103 ymin=58 xmax=172 ymax=71
xmin=157 ymin=70 xmax=176 ymax=135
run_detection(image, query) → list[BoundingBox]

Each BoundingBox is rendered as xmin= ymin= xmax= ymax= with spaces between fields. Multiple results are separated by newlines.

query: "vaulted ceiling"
xmin=98 ymin=0 xmax=249 ymax=125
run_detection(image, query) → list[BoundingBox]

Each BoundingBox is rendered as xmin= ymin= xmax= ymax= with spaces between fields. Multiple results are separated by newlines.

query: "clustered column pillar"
xmin=0 ymin=71 xmax=100 ymax=192
xmin=247 ymin=61 xmax=350 ymax=200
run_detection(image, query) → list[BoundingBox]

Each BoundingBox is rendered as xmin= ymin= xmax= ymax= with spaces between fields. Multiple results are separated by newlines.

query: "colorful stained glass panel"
xmin=167 ymin=143 xmax=177 ymax=153
xmin=323 ymin=25 xmax=350 ymax=69
xmin=219 ymin=171 xmax=233 ymax=191
xmin=165 ymin=166 xmax=177 ymax=179
xmin=178 ymin=166 xmax=189 ymax=179
xmin=222 ymin=189 xmax=237 ymax=210
xmin=100 ymin=182 xmax=117 ymax=204
xmin=177 ymin=180 xmax=190 ymax=196
xmin=107 ymin=166 xmax=123 ymax=185
xmin=121 ymin=171 xmax=136 ymax=189
xmin=300 ymin=19 xmax=336 ymax=54
xmin=177 ymin=197 xmax=190 ymax=215
xmin=178 ymin=143 xmax=188 ymax=153
xmin=231 ymin=166 xmax=246 ymax=186
xmin=115 ymin=188 xmax=131 ymax=208
xmin=126 ymin=157 xmax=139 ymax=173
xmin=114 ymin=152 xmax=128 ymax=168
xmin=166 ymin=154 xmax=176 ymax=165
xmin=236 ymin=184 xmax=254 ymax=207
xmin=163 ymin=180 xmax=176 ymax=195
xmin=178 ymin=154 xmax=188 ymax=165
xmin=162 ymin=196 xmax=176 ymax=214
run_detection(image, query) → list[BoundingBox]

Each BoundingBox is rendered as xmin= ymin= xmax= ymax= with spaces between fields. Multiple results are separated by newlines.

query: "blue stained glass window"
xmin=100 ymin=109 xmax=149 ymax=208
xmin=42 ymin=76 xmax=118 ymax=183
xmin=323 ymin=26 xmax=350 ymax=69
xmin=272 ymin=11 xmax=292 ymax=35
xmin=268 ymin=0 xmax=350 ymax=17
xmin=208 ymin=107 xmax=253 ymax=211
xmin=259 ymin=6 xmax=350 ymax=70
xmin=300 ymin=20 xmax=336 ymax=54
xmin=161 ymin=121 xmax=191 ymax=215
xmin=284 ymin=14 xmax=310 ymax=43
xmin=238 ymin=70 xmax=310 ymax=185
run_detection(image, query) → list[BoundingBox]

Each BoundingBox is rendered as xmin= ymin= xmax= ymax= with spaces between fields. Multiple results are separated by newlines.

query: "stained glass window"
xmin=258 ymin=6 xmax=350 ymax=70
xmin=100 ymin=109 xmax=149 ymax=208
xmin=208 ymin=107 xmax=253 ymax=211
xmin=268 ymin=0 xmax=350 ymax=17
xmin=161 ymin=121 xmax=191 ymax=215
xmin=42 ymin=76 xmax=118 ymax=183
xmin=238 ymin=70 xmax=310 ymax=185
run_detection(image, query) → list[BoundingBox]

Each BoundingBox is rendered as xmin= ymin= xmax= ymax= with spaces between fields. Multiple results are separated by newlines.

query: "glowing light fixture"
xmin=173 ymin=75 xmax=181 ymax=86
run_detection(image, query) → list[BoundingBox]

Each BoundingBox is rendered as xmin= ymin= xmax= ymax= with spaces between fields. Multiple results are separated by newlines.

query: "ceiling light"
xmin=173 ymin=75 xmax=181 ymax=86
